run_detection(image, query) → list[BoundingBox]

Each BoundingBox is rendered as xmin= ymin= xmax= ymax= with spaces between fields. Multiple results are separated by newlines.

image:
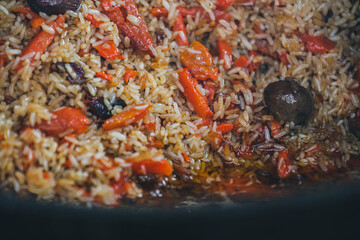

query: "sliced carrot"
xmin=277 ymin=149 xmax=292 ymax=178
xmin=196 ymin=118 xmax=213 ymax=129
xmin=93 ymin=40 xmax=124 ymax=61
xmin=216 ymin=122 xmax=233 ymax=134
xmin=85 ymin=14 xmax=104 ymax=28
xmin=43 ymin=172 xmax=51 ymax=179
xmin=180 ymin=41 xmax=218 ymax=81
xmin=102 ymin=103 xmax=150 ymax=131
xmin=298 ymin=33 xmax=336 ymax=53
xmin=147 ymin=138 xmax=164 ymax=149
xmin=178 ymin=68 xmax=214 ymax=118
xmin=174 ymin=14 xmax=189 ymax=47
xmin=130 ymin=159 xmax=172 ymax=176
xmin=36 ymin=107 xmax=90 ymax=137
xmin=15 ymin=14 xmax=65 ymax=73
xmin=123 ymin=68 xmax=137 ymax=83
xmin=205 ymin=132 xmax=223 ymax=150
xmin=217 ymin=40 xmax=232 ymax=69
xmin=95 ymin=71 xmax=113 ymax=82
xmin=248 ymin=51 xmax=261 ymax=72
xmin=13 ymin=7 xmax=45 ymax=28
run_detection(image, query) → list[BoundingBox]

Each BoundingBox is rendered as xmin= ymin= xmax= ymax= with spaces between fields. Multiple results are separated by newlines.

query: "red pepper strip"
xmin=203 ymin=84 xmax=215 ymax=101
xmin=180 ymin=41 xmax=219 ymax=81
xmin=95 ymin=71 xmax=113 ymax=82
xmin=269 ymin=120 xmax=281 ymax=137
xmin=101 ymin=0 xmax=156 ymax=57
xmin=216 ymin=122 xmax=233 ymax=134
xmin=150 ymin=7 xmax=168 ymax=17
xmin=233 ymin=0 xmax=256 ymax=6
xmin=102 ymin=103 xmax=149 ymax=131
xmin=36 ymin=107 xmax=90 ymax=137
xmin=129 ymin=159 xmax=173 ymax=176
xmin=278 ymin=52 xmax=288 ymax=65
xmin=123 ymin=68 xmax=137 ymax=83
xmin=216 ymin=0 xmax=234 ymax=9
xmin=100 ymin=0 xmax=119 ymax=12
xmin=298 ymin=33 xmax=336 ymax=53
xmin=93 ymin=40 xmax=124 ymax=60
xmin=151 ymin=7 xmax=231 ymax=23
xmin=234 ymin=55 xmax=249 ymax=68
xmin=15 ymin=14 xmax=65 ymax=73
xmin=178 ymin=68 xmax=214 ymax=119
xmin=0 ymin=54 xmax=7 ymax=68
xmin=173 ymin=14 xmax=189 ymax=47
xmin=217 ymin=40 xmax=232 ymax=69
xmin=13 ymin=7 xmax=45 ymax=28
xmin=85 ymin=14 xmax=104 ymax=28
xmin=277 ymin=149 xmax=292 ymax=178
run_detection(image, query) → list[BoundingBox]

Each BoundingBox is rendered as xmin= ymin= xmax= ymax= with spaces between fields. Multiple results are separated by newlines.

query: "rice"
xmin=0 ymin=0 xmax=359 ymax=207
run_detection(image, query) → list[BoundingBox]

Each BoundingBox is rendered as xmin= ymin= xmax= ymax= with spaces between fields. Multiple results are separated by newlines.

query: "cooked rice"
xmin=0 ymin=0 xmax=359 ymax=207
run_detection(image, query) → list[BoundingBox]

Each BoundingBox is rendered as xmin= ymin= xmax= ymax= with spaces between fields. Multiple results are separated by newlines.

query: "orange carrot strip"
xmin=174 ymin=14 xmax=189 ymax=46
xmin=93 ymin=40 xmax=124 ymax=61
xmin=85 ymin=14 xmax=104 ymax=28
xmin=182 ymin=153 xmax=191 ymax=162
xmin=217 ymin=40 xmax=232 ymax=69
xmin=15 ymin=14 xmax=65 ymax=72
xmin=36 ymin=107 xmax=90 ymax=137
xmin=178 ymin=68 xmax=214 ymax=118
xmin=95 ymin=71 xmax=113 ymax=82
xmin=13 ymin=7 xmax=45 ymax=28
xmin=43 ymin=172 xmax=51 ymax=179
xmin=123 ymin=68 xmax=137 ymax=83
xmin=216 ymin=122 xmax=233 ymax=134
xmin=130 ymin=159 xmax=173 ymax=176
xmin=102 ymin=103 xmax=150 ymax=131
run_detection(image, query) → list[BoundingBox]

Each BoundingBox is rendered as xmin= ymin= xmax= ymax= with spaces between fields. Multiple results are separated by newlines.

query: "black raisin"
xmin=155 ymin=30 xmax=166 ymax=44
xmin=324 ymin=10 xmax=333 ymax=23
xmin=87 ymin=97 xmax=127 ymax=120
xmin=55 ymin=62 xmax=85 ymax=85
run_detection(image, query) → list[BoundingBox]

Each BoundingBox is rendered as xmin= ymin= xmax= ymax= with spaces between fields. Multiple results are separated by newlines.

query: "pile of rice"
xmin=0 ymin=0 xmax=359 ymax=206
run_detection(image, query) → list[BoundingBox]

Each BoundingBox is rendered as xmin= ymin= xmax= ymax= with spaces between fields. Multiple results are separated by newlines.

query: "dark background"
xmin=0 ymin=183 xmax=359 ymax=240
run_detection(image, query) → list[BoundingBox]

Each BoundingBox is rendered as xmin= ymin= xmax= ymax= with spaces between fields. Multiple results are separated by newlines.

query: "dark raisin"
xmin=107 ymin=63 xmax=113 ymax=70
xmin=87 ymin=97 xmax=127 ymax=120
xmin=4 ymin=96 xmax=15 ymax=104
xmin=155 ymin=30 xmax=166 ymax=44
xmin=55 ymin=62 xmax=85 ymax=85
xmin=259 ymin=63 xmax=269 ymax=74
xmin=324 ymin=9 xmax=333 ymax=23
xmin=27 ymin=0 xmax=82 ymax=15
